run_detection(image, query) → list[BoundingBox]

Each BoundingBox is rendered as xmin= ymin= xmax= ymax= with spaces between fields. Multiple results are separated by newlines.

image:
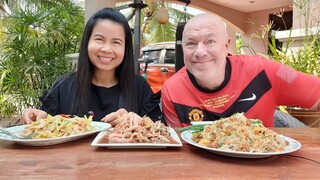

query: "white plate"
xmin=181 ymin=130 xmax=301 ymax=158
xmin=190 ymin=121 xmax=214 ymax=125
xmin=91 ymin=128 xmax=182 ymax=148
xmin=0 ymin=122 xmax=111 ymax=146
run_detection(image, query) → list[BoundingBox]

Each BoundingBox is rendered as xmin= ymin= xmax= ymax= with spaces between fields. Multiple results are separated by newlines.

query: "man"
xmin=161 ymin=13 xmax=320 ymax=128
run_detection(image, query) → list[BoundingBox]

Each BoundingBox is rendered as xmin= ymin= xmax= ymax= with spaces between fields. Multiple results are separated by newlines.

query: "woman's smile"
xmin=99 ymin=56 xmax=114 ymax=63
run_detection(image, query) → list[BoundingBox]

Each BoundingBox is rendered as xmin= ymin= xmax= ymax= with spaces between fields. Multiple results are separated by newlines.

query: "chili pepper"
xmin=88 ymin=111 xmax=94 ymax=117
xmin=59 ymin=114 xmax=69 ymax=118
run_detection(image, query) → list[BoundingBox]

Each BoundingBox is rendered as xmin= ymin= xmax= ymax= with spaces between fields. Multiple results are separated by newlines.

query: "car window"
xmin=164 ymin=49 xmax=175 ymax=64
xmin=142 ymin=50 xmax=161 ymax=63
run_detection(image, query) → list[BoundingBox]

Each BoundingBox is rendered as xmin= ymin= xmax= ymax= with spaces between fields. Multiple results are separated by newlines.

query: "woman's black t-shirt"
xmin=39 ymin=73 xmax=162 ymax=121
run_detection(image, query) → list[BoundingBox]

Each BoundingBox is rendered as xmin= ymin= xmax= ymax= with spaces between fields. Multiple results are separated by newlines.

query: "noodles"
xmin=192 ymin=113 xmax=289 ymax=153
xmin=20 ymin=114 xmax=95 ymax=139
xmin=105 ymin=112 xmax=170 ymax=143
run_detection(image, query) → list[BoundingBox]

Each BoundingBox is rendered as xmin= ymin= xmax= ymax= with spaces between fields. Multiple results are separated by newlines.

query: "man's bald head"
xmin=183 ymin=13 xmax=228 ymax=42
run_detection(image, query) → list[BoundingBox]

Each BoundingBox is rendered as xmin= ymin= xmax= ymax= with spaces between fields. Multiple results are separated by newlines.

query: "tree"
xmin=0 ymin=0 xmax=84 ymax=117
xmin=141 ymin=1 xmax=191 ymax=46
xmin=119 ymin=1 xmax=191 ymax=47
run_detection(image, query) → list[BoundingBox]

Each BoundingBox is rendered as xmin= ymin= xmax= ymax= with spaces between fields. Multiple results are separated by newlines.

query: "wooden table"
xmin=0 ymin=128 xmax=319 ymax=179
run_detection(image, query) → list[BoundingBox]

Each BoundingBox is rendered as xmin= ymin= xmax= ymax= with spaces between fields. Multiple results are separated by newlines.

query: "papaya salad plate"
xmin=0 ymin=115 xmax=111 ymax=146
xmin=180 ymin=113 xmax=301 ymax=158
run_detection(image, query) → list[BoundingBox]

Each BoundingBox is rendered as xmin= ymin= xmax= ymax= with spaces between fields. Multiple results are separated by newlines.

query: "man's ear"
xmin=225 ymin=38 xmax=231 ymax=56
xmin=225 ymin=38 xmax=231 ymax=49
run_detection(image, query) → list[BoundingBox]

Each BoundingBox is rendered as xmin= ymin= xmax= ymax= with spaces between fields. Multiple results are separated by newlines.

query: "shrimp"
xmin=29 ymin=119 xmax=46 ymax=129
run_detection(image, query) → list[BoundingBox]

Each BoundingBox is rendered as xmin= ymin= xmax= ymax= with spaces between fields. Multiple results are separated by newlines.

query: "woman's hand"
xmin=22 ymin=108 xmax=48 ymax=124
xmin=101 ymin=108 xmax=128 ymax=127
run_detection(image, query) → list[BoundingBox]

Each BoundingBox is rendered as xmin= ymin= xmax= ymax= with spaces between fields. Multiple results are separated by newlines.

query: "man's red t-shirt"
xmin=162 ymin=55 xmax=320 ymax=127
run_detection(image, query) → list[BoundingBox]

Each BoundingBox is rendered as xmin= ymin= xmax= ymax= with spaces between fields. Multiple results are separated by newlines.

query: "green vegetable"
xmin=252 ymin=120 xmax=262 ymax=125
xmin=176 ymin=124 xmax=206 ymax=133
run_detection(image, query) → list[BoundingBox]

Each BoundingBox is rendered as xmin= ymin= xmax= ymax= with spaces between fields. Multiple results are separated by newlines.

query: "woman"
xmin=22 ymin=8 xmax=161 ymax=126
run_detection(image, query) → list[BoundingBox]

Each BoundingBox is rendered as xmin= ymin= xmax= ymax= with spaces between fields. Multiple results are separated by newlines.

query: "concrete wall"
xmin=242 ymin=6 xmax=293 ymax=55
xmin=84 ymin=0 xmax=318 ymax=56
xmin=292 ymin=0 xmax=320 ymax=29
xmin=274 ymin=0 xmax=320 ymax=55
xmin=84 ymin=0 xmax=115 ymax=23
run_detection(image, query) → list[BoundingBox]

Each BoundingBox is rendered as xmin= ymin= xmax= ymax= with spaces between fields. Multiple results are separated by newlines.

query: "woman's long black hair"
xmin=72 ymin=7 xmax=137 ymax=116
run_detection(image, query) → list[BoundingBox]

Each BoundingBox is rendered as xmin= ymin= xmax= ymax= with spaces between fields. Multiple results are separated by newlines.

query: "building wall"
xmin=84 ymin=0 xmax=115 ymax=22
xmin=275 ymin=0 xmax=320 ymax=55
xmin=84 ymin=0 xmax=318 ymax=56
xmin=242 ymin=6 xmax=293 ymax=55
xmin=293 ymin=0 xmax=320 ymax=29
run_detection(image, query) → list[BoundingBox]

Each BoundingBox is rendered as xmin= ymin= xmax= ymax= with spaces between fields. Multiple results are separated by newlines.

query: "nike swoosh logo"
xmin=238 ymin=93 xmax=256 ymax=102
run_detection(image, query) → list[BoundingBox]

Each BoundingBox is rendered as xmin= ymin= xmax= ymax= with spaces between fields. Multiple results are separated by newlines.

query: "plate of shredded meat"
xmin=91 ymin=112 xmax=182 ymax=148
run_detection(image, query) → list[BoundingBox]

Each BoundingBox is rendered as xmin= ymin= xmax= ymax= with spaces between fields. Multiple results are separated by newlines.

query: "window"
xmin=164 ymin=49 xmax=175 ymax=64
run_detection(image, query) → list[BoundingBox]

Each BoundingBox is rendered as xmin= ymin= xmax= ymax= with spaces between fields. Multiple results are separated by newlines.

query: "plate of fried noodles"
xmin=180 ymin=113 xmax=301 ymax=158
xmin=0 ymin=114 xmax=111 ymax=146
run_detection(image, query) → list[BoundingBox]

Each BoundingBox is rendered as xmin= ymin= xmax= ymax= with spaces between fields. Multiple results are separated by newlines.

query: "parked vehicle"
xmin=139 ymin=42 xmax=176 ymax=93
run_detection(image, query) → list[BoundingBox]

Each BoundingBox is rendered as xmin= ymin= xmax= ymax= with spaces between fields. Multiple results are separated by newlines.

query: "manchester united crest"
xmin=188 ymin=108 xmax=204 ymax=122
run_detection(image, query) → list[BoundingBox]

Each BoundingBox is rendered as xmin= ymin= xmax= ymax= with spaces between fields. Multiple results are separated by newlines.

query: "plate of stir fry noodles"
xmin=91 ymin=112 xmax=182 ymax=148
xmin=0 ymin=114 xmax=111 ymax=146
xmin=179 ymin=113 xmax=301 ymax=158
